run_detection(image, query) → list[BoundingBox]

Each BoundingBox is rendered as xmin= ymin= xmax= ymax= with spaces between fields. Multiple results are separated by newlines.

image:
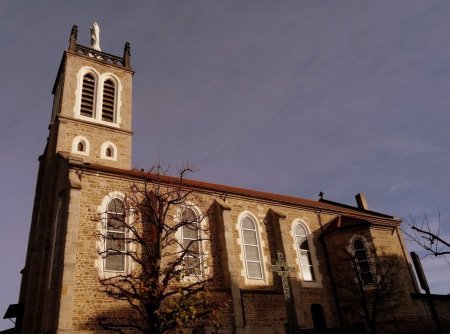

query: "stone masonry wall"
xmin=54 ymin=51 xmax=133 ymax=170
xmin=57 ymin=118 xmax=132 ymax=169
xmin=324 ymin=225 xmax=428 ymax=330
xmin=57 ymin=167 xmax=427 ymax=333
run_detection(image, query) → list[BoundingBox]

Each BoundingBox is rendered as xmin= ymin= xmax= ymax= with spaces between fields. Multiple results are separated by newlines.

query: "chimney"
xmin=355 ymin=193 xmax=369 ymax=210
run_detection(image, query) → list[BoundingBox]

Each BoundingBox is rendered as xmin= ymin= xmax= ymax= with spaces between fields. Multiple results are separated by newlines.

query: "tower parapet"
xmin=68 ymin=24 xmax=132 ymax=69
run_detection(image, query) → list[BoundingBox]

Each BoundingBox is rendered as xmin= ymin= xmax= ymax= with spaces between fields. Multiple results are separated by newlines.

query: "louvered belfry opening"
xmin=102 ymin=79 xmax=116 ymax=122
xmin=80 ymin=74 xmax=95 ymax=117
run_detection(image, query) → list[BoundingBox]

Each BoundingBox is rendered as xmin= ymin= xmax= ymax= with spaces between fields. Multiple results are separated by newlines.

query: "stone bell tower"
xmin=49 ymin=24 xmax=133 ymax=169
xmin=15 ymin=25 xmax=134 ymax=334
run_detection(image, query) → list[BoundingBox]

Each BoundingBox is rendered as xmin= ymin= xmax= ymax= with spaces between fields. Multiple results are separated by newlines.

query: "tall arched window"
xmin=80 ymin=73 xmax=96 ymax=117
xmin=241 ymin=215 xmax=264 ymax=279
xmin=75 ymin=68 xmax=122 ymax=126
xmin=295 ymin=223 xmax=315 ymax=281
xmin=353 ymin=239 xmax=374 ymax=285
xmin=104 ymin=198 xmax=126 ymax=272
xmin=101 ymin=79 xmax=116 ymax=122
xmin=181 ymin=207 xmax=202 ymax=276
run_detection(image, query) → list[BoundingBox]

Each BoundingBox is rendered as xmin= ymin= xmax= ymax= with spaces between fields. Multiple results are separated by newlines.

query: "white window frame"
xmin=294 ymin=221 xmax=315 ymax=281
xmin=291 ymin=219 xmax=322 ymax=287
xmin=100 ymin=78 xmax=118 ymax=123
xmin=237 ymin=211 xmax=269 ymax=285
xmin=73 ymin=66 xmax=122 ymax=127
xmin=100 ymin=141 xmax=118 ymax=161
xmin=75 ymin=68 xmax=99 ymax=119
xmin=96 ymin=192 xmax=132 ymax=276
xmin=176 ymin=203 xmax=208 ymax=278
xmin=180 ymin=206 xmax=203 ymax=277
xmin=104 ymin=198 xmax=127 ymax=272
xmin=71 ymin=135 xmax=90 ymax=156
xmin=351 ymin=237 xmax=375 ymax=286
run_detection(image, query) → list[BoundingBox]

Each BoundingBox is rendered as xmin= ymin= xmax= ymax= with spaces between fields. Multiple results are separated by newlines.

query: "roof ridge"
xmin=75 ymin=160 xmax=396 ymax=220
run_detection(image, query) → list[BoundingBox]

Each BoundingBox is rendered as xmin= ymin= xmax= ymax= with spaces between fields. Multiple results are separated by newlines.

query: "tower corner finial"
xmin=69 ymin=25 xmax=78 ymax=51
xmin=90 ymin=22 xmax=101 ymax=51
xmin=123 ymin=42 xmax=131 ymax=68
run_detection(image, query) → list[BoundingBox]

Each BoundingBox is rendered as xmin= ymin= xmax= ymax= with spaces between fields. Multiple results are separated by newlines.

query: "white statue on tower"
xmin=90 ymin=22 xmax=101 ymax=51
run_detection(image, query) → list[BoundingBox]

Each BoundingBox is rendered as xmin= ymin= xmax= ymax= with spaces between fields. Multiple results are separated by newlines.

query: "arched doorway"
xmin=311 ymin=304 xmax=327 ymax=332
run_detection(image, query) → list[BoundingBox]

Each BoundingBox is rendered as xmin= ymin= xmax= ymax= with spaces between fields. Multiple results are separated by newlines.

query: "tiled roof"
xmin=78 ymin=161 xmax=397 ymax=221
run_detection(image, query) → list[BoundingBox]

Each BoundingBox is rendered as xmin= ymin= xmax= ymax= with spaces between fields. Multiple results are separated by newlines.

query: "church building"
xmin=13 ymin=25 xmax=435 ymax=334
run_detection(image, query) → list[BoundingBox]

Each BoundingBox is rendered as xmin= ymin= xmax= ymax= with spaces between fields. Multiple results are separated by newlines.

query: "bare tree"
xmin=97 ymin=167 xmax=229 ymax=333
xmin=337 ymin=249 xmax=399 ymax=334
xmin=402 ymin=214 xmax=450 ymax=261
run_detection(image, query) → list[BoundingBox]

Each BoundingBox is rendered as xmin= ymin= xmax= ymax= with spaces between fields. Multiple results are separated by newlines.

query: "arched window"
xmin=241 ymin=215 xmax=264 ymax=279
xmin=101 ymin=141 xmax=117 ymax=160
xmin=71 ymin=136 xmax=90 ymax=156
xmin=181 ymin=207 xmax=202 ymax=276
xmin=295 ymin=223 xmax=315 ymax=281
xmin=353 ymin=239 xmax=374 ymax=285
xmin=77 ymin=141 xmax=84 ymax=152
xmin=75 ymin=68 xmax=122 ymax=126
xmin=101 ymin=79 xmax=116 ymax=122
xmin=80 ymin=73 xmax=96 ymax=117
xmin=104 ymin=198 xmax=126 ymax=272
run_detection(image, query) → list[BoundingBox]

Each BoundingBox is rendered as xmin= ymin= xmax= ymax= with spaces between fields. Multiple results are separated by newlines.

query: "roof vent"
xmin=355 ymin=193 xmax=369 ymax=210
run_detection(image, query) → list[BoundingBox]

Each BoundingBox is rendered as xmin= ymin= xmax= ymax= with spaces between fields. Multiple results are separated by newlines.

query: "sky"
xmin=1 ymin=0 xmax=450 ymax=329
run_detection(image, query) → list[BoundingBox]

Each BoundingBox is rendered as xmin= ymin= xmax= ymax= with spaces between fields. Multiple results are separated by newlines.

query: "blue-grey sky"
xmin=1 ymin=1 xmax=449 ymax=329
